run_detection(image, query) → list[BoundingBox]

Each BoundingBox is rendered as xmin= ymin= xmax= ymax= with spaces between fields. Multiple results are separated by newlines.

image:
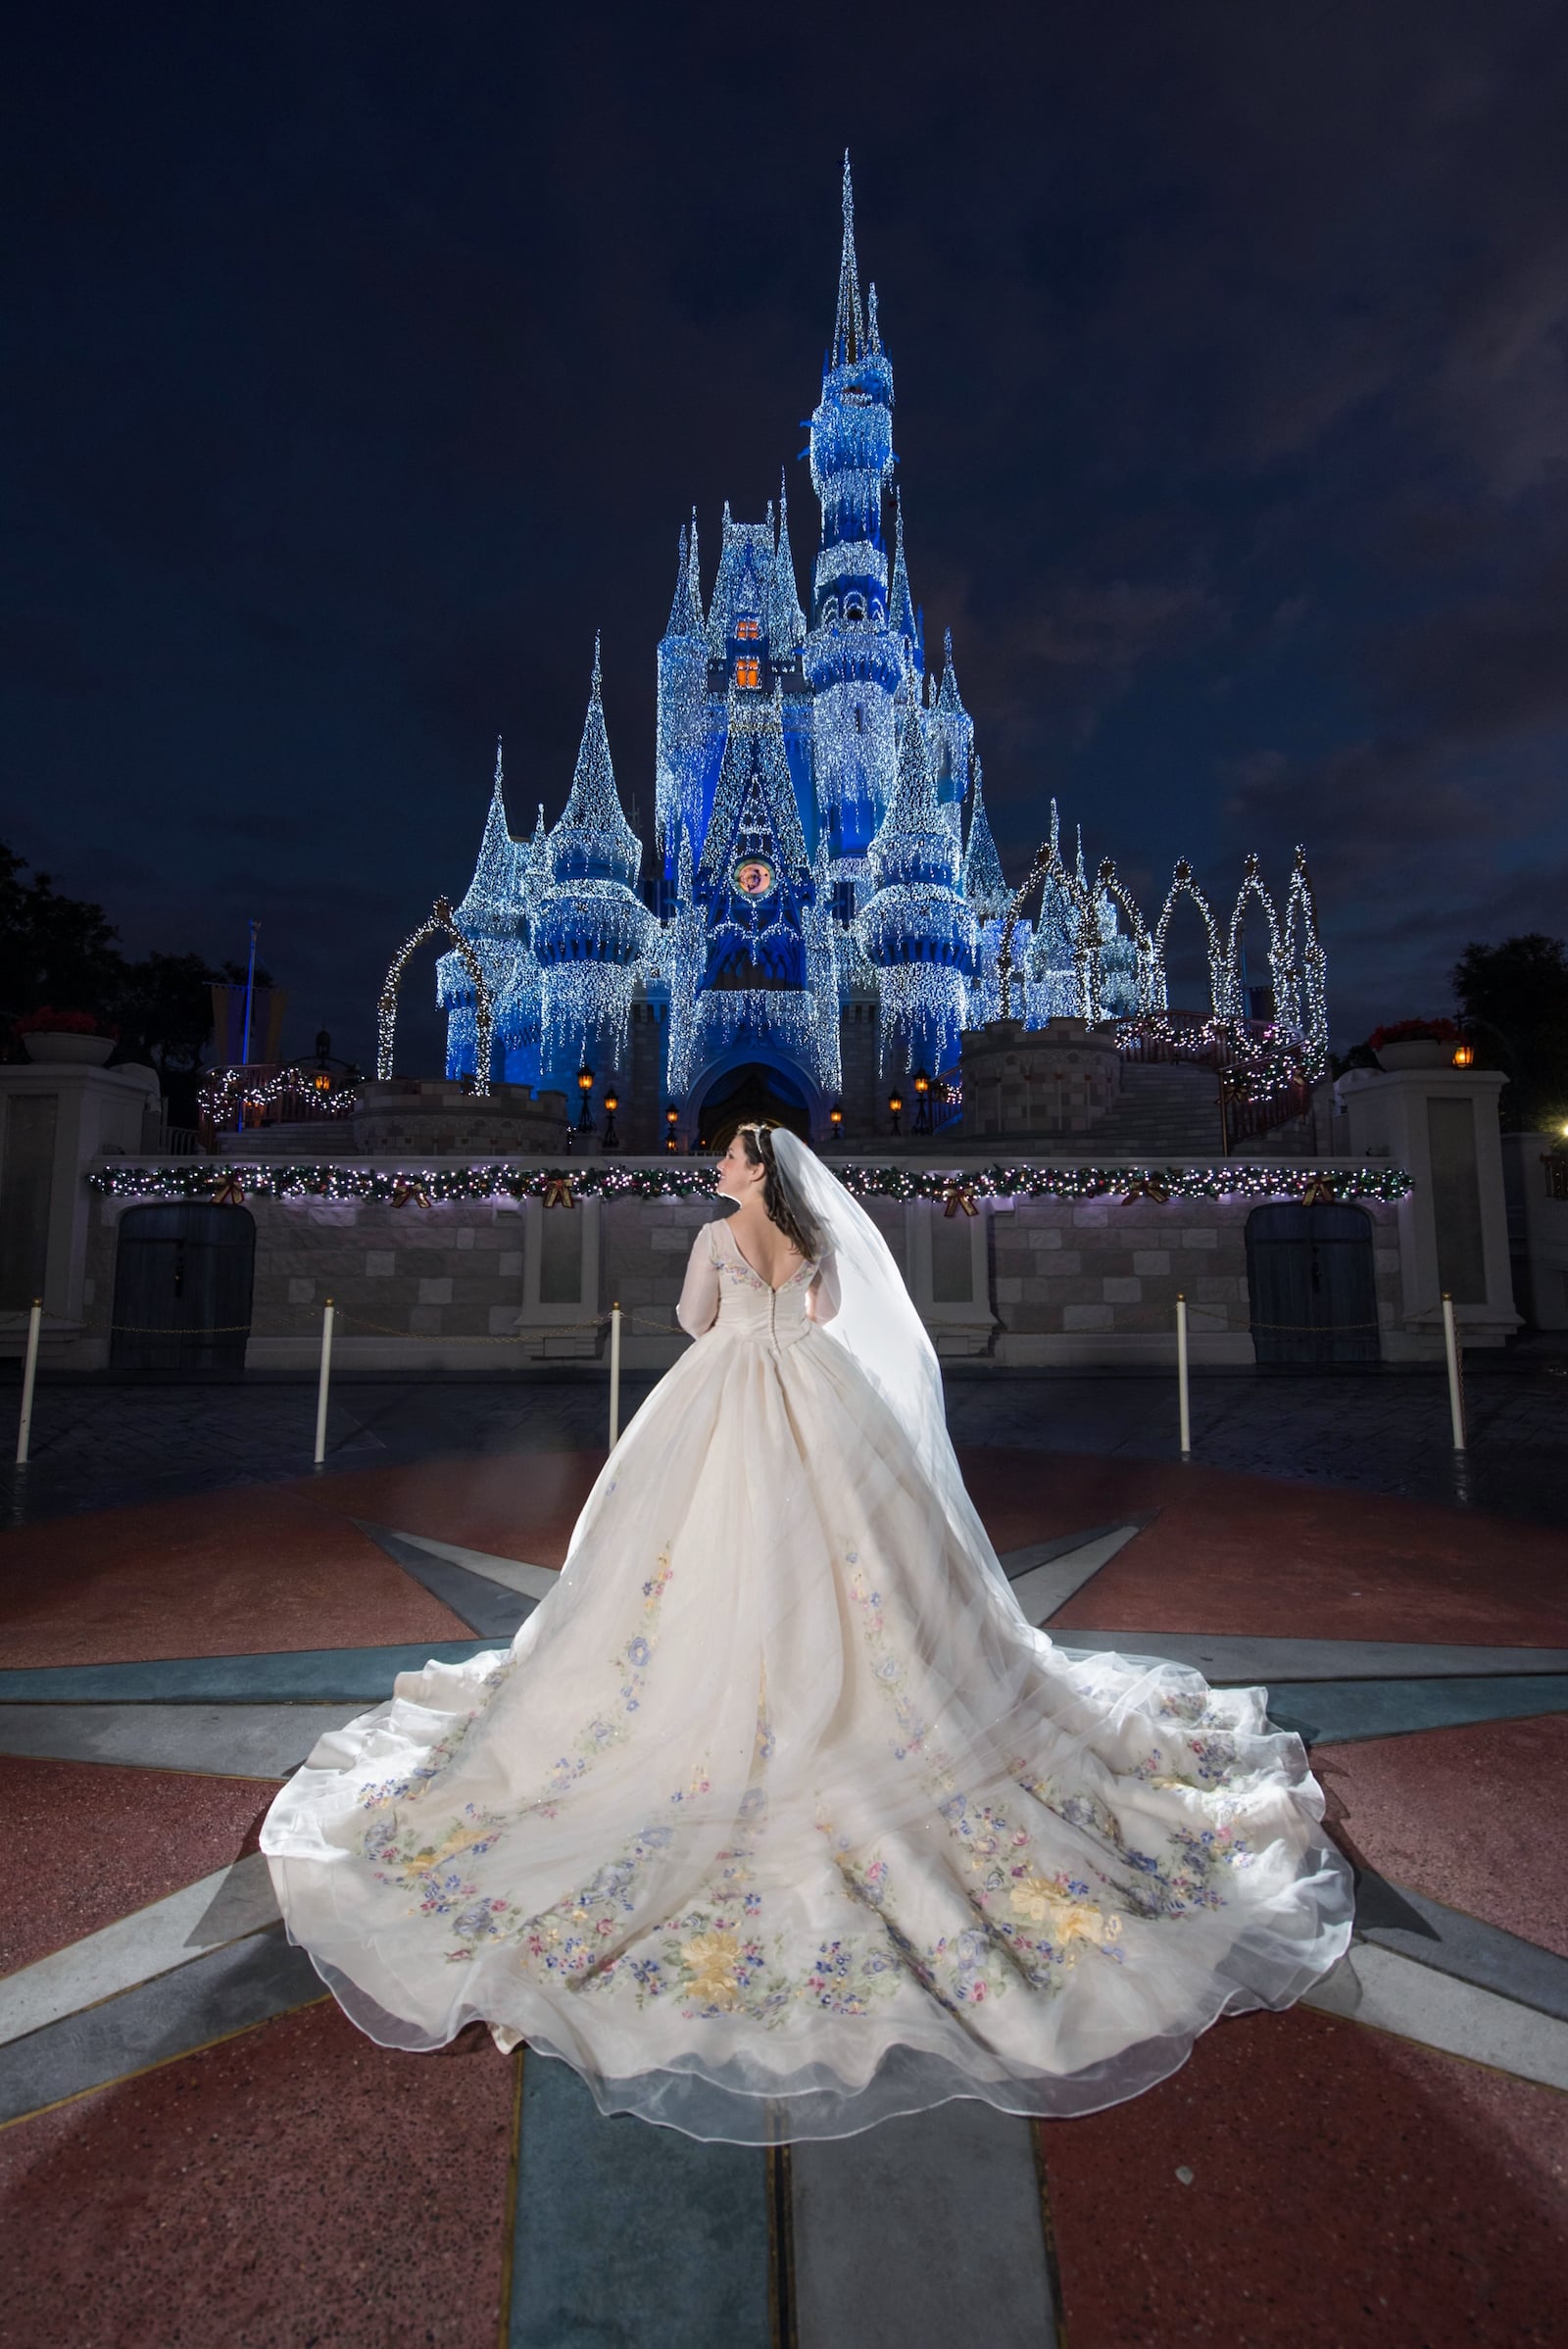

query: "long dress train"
xmin=262 ymin=1193 xmax=1354 ymax=2144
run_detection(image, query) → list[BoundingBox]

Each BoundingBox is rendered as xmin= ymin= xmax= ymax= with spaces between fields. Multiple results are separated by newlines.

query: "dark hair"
xmin=737 ymin=1123 xmax=821 ymax=1257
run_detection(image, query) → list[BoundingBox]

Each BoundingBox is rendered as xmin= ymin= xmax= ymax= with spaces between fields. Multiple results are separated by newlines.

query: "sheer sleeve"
xmin=676 ymin=1224 xmax=721 ymax=1338
xmin=806 ymin=1248 xmax=841 ymax=1326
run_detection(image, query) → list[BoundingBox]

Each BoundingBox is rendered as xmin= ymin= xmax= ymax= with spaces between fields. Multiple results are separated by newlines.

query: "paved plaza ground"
xmin=1 ymin=1346 xmax=1565 ymax=2346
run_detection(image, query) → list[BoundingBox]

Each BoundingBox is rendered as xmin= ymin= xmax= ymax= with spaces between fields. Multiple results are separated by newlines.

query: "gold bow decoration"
xmin=1300 ymin=1175 xmax=1338 ymax=1206
xmin=210 ymin=1172 xmax=246 ymax=1206
xmin=391 ymin=1179 xmax=432 ymax=1210
xmin=542 ymin=1175 xmax=576 ymax=1210
xmin=1120 ymin=1175 xmax=1171 ymax=1205
xmin=940 ymin=1182 xmax=979 ymax=1219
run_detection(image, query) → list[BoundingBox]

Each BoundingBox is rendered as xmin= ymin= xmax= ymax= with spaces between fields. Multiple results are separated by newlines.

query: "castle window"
xmin=735 ymin=657 xmax=760 ymax=689
xmin=736 ymin=617 xmax=761 ymax=641
xmin=854 ymin=706 xmax=863 ymax=734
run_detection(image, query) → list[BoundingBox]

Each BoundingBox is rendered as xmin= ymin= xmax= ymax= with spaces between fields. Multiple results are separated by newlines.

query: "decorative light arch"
xmin=1225 ymin=852 xmax=1286 ymax=1028
xmin=1280 ymin=846 xmax=1329 ymax=1076
xmin=378 ymin=897 xmax=495 ymax=1094
xmin=1152 ymin=860 xmax=1228 ymax=1022
xmin=1097 ymin=857 xmax=1161 ymax=1015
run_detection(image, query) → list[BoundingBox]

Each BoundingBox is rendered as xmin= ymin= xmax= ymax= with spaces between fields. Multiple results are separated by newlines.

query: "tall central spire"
xmin=833 ymin=150 xmax=864 ymax=366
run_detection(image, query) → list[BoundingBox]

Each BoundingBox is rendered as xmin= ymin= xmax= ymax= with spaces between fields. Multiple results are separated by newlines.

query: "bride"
xmin=262 ymin=1122 xmax=1353 ymax=2142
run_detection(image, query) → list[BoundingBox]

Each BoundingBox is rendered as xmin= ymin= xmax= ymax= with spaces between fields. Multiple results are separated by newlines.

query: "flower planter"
xmin=22 ymin=1033 xmax=116 ymax=1067
xmin=1376 ymin=1040 xmax=1453 ymax=1071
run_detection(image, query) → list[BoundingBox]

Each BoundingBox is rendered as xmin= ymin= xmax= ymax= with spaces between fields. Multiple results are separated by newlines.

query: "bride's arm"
xmin=675 ymin=1226 xmax=721 ymax=1337
xmin=806 ymin=1248 xmax=841 ymax=1325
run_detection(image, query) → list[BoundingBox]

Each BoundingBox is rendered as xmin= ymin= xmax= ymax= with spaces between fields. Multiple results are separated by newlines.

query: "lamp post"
xmin=828 ymin=1100 xmax=843 ymax=1146
xmin=888 ymin=1086 xmax=904 ymax=1137
xmin=665 ymin=1104 xmax=680 ymax=1154
xmin=575 ymin=1062 xmax=595 ymax=1134
xmin=912 ymin=1065 xmax=932 ymax=1135
xmin=602 ymin=1086 xmax=620 ymax=1150
xmin=1451 ymin=1039 xmax=1475 ymax=1068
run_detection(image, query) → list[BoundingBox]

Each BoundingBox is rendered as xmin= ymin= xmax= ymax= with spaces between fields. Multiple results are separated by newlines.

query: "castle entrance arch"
xmin=692 ymin=1060 xmax=813 ymax=1152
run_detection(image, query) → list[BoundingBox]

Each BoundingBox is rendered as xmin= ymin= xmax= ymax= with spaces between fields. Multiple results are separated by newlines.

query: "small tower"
xmin=804 ymin=154 xmax=904 ymax=877
xmin=531 ymin=641 xmax=654 ymax=1089
xmin=856 ymin=708 xmax=979 ymax=1077
xmin=928 ymin=631 xmax=975 ymax=837
xmin=440 ymin=739 xmax=535 ymax=1082
xmin=656 ymin=514 xmax=713 ymax=879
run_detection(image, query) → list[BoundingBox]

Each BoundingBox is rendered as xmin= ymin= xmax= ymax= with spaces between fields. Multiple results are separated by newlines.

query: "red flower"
xmin=1367 ymin=1017 xmax=1461 ymax=1049
xmin=15 ymin=1006 xmax=120 ymax=1039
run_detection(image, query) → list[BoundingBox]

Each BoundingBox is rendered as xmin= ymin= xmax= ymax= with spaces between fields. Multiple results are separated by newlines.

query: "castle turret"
xmin=531 ymin=641 xmax=654 ymax=1086
xmin=856 ymin=708 xmax=978 ymax=1076
xmin=804 ymin=155 xmax=904 ymax=878
xmin=440 ymin=739 xmax=537 ymax=1081
xmin=928 ymin=630 xmax=974 ymax=833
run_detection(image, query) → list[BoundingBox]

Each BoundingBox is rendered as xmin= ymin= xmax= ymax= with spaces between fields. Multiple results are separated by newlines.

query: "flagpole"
xmin=238 ymin=919 xmax=260 ymax=1132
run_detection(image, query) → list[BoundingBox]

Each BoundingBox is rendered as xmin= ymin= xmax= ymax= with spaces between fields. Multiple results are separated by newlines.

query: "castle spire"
xmin=773 ymin=470 xmax=807 ymax=652
xmin=960 ymin=760 xmax=1011 ymax=920
xmin=454 ymin=735 xmax=521 ymax=937
xmin=664 ymin=523 xmax=702 ymax=640
xmin=833 ymin=151 xmax=864 ymax=366
xmin=889 ymin=491 xmax=917 ymax=653
xmin=936 ymin=626 xmax=967 ymax=714
xmin=866 ymin=280 xmax=881 ymax=356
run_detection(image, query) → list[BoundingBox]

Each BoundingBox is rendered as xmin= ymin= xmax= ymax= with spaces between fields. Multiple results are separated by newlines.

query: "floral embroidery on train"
xmin=532 ymin=1547 xmax=675 ymax=1814
xmin=1007 ymin=1764 xmax=1254 ymax=1919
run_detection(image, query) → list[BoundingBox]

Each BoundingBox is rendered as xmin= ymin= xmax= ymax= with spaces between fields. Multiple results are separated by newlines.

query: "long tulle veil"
xmin=769 ymin=1129 xmax=1015 ymax=1598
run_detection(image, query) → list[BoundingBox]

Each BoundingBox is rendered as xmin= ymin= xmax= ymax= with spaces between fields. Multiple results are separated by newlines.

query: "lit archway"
xmin=378 ymin=897 xmax=495 ymax=1094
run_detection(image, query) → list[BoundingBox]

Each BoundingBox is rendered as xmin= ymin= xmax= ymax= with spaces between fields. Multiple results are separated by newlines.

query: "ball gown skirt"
xmin=262 ymin=1217 xmax=1355 ymax=2144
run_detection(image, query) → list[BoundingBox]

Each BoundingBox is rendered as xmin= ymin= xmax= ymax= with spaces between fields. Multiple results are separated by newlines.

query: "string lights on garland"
xmin=85 ymin=1159 xmax=1413 ymax=1207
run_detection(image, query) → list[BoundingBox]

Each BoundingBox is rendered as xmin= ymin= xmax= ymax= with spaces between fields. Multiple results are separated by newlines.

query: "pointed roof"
xmin=454 ymin=737 xmax=522 ymax=937
xmin=864 ymin=708 xmax=962 ymax=896
xmin=889 ymin=493 xmax=917 ymax=650
xmin=833 ymin=151 xmax=864 ymax=366
xmin=771 ymin=474 xmax=807 ymax=654
xmin=699 ymin=684 xmax=808 ymax=888
xmin=866 ymin=280 xmax=882 ymax=357
xmin=548 ymin=637 xmax=641 ymax=888
xmin=960 ymin=761 xmax=1010 ymax=920
xmin=936 ymin=627 xmax=968 ymax=716
xmin=663 ymin=523 xmax=703 ymax=640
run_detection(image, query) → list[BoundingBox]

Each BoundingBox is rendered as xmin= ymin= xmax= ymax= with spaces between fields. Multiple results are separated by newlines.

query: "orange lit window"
xmin=735 ymin=657 xmax=760 ymax=688
xmin=736 ymin=617 xmax=761 ymax=640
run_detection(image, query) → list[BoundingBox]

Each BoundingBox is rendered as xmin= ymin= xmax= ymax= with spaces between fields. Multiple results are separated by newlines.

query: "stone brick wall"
xmin=77 ymin=1155 xmax=1411 ymax=1371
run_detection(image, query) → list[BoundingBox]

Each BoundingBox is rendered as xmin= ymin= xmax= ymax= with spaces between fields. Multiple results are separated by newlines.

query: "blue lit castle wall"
xmin=437 ymin=159 xmax=1322 ymax=1138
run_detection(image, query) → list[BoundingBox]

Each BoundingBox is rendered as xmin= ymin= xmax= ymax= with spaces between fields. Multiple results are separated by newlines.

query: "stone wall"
xmin=74 ymin=1154 xmax=1410 ymax=1373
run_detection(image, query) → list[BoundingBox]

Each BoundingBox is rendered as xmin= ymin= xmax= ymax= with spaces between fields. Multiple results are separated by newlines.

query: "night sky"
xmin=6 ymin=4 xmax=1567 ymax=1070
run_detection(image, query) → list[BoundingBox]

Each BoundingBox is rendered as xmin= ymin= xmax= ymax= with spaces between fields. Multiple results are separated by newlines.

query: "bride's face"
xmin=713 ymin=1136 xmax=764 ymax=1203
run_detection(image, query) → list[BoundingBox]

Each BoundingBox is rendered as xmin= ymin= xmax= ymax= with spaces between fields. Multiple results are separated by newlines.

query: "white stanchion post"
xmin=15 ymin=1299 xmax=42 ymax=1467
xmin=1176 ymin=1293 xmax=1192 ymax=1460
xmin=1442 ymin=1293 xmax=1466 ymax=1452
xmin=608 ymin=1301 xmax=622 ymax=1450
xmin=314 ymin=1298 xmax=335 ymax=1467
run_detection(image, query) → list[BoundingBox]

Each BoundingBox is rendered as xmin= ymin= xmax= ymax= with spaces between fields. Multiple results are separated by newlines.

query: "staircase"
xmin=1064 ymin=1062 xmax=1225 ymax=1159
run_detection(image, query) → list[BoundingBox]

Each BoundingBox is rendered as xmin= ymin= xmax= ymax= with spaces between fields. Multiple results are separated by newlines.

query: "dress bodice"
xmin=676 ymin=1217 xmax=832 ymax=1349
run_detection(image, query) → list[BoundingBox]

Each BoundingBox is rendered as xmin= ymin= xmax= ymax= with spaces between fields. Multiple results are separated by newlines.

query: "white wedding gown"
xmin=263 ymin=1191 xmax=1354 ymax=2144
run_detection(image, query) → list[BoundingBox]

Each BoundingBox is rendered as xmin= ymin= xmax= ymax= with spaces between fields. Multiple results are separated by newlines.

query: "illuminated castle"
xmin=437 ymin=161 xmax=1322 ymax=1144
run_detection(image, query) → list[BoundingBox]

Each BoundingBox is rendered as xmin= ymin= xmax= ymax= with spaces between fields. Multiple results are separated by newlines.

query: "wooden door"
xmin=109 ymin=1204 xmax=256 ymax=1371
xmin=1246 ymin=1202 xmax=1379 ymax=1367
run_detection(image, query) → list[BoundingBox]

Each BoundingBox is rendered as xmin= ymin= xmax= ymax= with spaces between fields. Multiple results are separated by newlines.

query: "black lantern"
xmin=602 ymin=1085 xmax=620 ymax=1150
xmin=888 ymin=1086 xmax=904 ymax=1136
xmin=575 ymin=1062 xmax=595 ymax=1134
xmin=912 ymin=1065 xmax=932 ymax=1134
xmin=665 ymin=1102 xmax=680 ymax=1154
